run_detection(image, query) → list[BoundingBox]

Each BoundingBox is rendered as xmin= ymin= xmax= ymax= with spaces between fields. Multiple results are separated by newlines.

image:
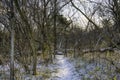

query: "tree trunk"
xmin=29 ymin=39 xmax=37 ymax=75
xmin=53 ymin=0 xmax=57 ymax=58
xmin=10 ymin=27 xmax=14 ymax=80
xmin=10 ymin=0 xmax=14 ymax=79
xmin=64 ymin=35 xmax=68 ymax=57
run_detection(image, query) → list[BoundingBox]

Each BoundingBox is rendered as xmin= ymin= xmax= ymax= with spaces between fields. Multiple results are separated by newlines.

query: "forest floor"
xmin=0 ymin=51 xmax=120 ymax=80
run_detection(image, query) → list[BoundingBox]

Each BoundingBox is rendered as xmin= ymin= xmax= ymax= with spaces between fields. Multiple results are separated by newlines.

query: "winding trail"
xmin=50 ymin=55 xmax=80 ymax=80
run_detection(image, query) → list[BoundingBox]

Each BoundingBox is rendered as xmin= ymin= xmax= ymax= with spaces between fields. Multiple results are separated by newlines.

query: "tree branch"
xmin=70 ymin=0 xmax=99 ymax=29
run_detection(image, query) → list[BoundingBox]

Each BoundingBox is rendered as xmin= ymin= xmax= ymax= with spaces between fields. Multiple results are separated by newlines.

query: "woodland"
xmin=0 ymin=0 xmax=120 ymax=80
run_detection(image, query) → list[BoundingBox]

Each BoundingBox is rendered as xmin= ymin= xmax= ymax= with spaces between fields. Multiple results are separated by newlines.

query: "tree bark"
xmin=9 ymin=0 xmax=14 ymax=79
xmin=53 ymin=0 xmax=57 ymax=57
xmin=10 ymin=23 xmax=15 ymax=80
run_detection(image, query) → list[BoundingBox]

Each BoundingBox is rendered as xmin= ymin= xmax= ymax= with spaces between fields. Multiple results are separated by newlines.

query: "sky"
xmin=61 ymin=0 xmax=88 ymax=28
xmin=61 ymin=0 xmax=104 ymax=29
xmin=0 ymin=0 xmax=106 ymax=30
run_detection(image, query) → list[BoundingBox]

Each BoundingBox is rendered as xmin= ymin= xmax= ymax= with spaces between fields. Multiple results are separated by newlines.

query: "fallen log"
xmin=82 ymin=47 xmax=114 ymax=53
